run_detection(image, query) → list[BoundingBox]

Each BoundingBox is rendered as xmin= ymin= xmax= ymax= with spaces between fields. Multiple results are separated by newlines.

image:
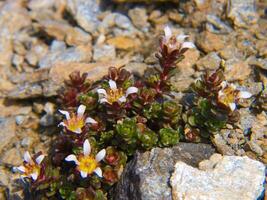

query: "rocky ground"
xmin=0 ymin=0 xmax=266 ymax=199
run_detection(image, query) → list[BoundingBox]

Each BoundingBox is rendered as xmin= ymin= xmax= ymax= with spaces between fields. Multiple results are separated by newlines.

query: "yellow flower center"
xmin=107 ymin=88 xmax=124 ymax=103
xmin=77 ymin=156 xmax=98 ymax=174
xmin=64 ymin=116 xmax=85 ymax=132
xmin=24 ymin=163 xmax=40 ymax=177
xmin=218 ymin=87 xmax=236 ymax=106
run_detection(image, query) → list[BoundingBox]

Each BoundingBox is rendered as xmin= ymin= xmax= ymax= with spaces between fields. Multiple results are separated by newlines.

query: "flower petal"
xmin=93 ymin=167 xmax=102 ymax=177
xmin=80 ymin=171 xmax=88 ymax=178
xmin=220 ymin=81 xmax=227 ymax=89
xmin=238 ymin=91 xmax=252 ymax=99
xmin=181 ymin=42 xmax=195 ymax=49
xmin=24 ymin=151 xmax=32 ymax=163
xmin=58 ymin=122 xmax=66 ymax=127
xmin=126 ymin=87 xmax=138 ymax=97
xmin=58 ymin=110 xmax=70 ymax=120
xmin=30 ymin=172 xmax=38 ymax=181
xmin=73 ymin=128 xmax=82 ymax=134
xmin=109 ymin=80 xmax=117 ymax=90
xmin=35 ymin=155 xmax=45 ymax=165
xmin=77 ymin=104 xmax=86 ymax=118
xmin=176 ymin=34 xmax=188 ymax=42
xmin=83 ymin=139 xmax=91 ymax=156
xmin=97 ymin=89 xmax=107 ymax=97
xmin=164 ymin=26 xmax=172 ymax=39
xmin=16 ymin=166 xmax=26 ymax=173
xmin=99 ymin=98 xmax=109 ymax=104
xmin=118 ymin=96 xmax=126 ymax=103
xmin=95 ymin=149 xmax=106 ymax=162
xmin=229 ymin=103 xmax=236 ymax=111
xmin=65 ymin=154 xmax=79 ymax=164
xmin=85 ymin=117 xmax=97 ymax=124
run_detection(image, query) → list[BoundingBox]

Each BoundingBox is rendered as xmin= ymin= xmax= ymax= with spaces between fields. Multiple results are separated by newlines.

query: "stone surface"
xmin=171 ymin=154 xmax=266 ymax=200
xmin=196 ymin=31 xmax=230 ymax=53
xmin=6 ymin=59 xmax=129 ymax=99
xmin=0 ymin=118 xmax=17 ymax=152
xmin=224 ymin=58 xmax=251 ymax=81
xmin=93 ymin=45 xmax=116 ymax=62
xmin=196 ymin=52 xmax=221 ymax=71
xmin=39 ymin=43 xmax=92 ymax=68
xmin=114 ymin=143 xmax=215 ymax=200
xmin=227 ymin=0 xmax=259 ymax=28
xmin=66 ymin=0 xmax=101 ymax=33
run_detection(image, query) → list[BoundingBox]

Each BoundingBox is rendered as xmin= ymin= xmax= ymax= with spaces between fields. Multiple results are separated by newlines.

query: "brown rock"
xmin=196 ymin=31 xmax=230 ymax=53
xmin=224 ymin=58 xmax=251 ymax=81
xmin=107 ymin=36 xmax=139 ymax=50
xmin=0 ymin=118 xmax=17 ymax=152
xmin=39 ymin=20 xmax=92 ymax=46
xmin=128 ymin=7 xmax=149 ymax=29
xmin=177 ymin=49 xmax=200 ymax=69
xmin=196 ymin=52 xmax=221 ymax=71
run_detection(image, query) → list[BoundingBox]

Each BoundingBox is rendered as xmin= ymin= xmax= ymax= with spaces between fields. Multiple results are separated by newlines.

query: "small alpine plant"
xmin=13 ymin=26 xmax=252 ymax=199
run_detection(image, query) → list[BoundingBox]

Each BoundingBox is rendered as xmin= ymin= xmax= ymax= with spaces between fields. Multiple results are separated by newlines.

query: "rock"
xmin=128 ymin=7 xmax=149 ymax=29
xmin=6 ymin=59 xmax=129 ymax=99
xmin=171 ymin=154 xmax=266 ymax=200
xmin=124 ymin=62 xmax=148 ymax=77
xmin=114 ymin=143 xmax=215 ymax=200
xmin=114 ymin=13 xmax=134 ymax=30
xmin=1 ymin=147 xmax=21 ymax=166
xmin=238 ymin=108 xmax=257 ymax=133
xmin=177 ymin=49 xmax=200 ymax=69
xmin=0 ymin=99 xmax=32 ymax=117
xmin=39 ymin=43 xmax=92 ymax=68
xmin=212 ymin=129 xmax=245 ymax=156
xmin=196 ymin=52 xmax=221 ymax=71
xmin=39 ymin=20 xmax=92 ymax=46
xmin=227 ymin=0 xmax=259 ymax=28
xmin=113 ymin=0 xmax=179 ymax=2
xmin=196 ymin=31 xmax=230 ymax=53
xmin=219 ymin=45 xmax=243 ymax=60
xmin=107 ymin=36 xmax=139 ymax=50
xmin=0 ymin=118 xmax=17 ymax=152
xmin=66 ymin=0 xmax=101 ymax=33
xmin=40 ymin=102 xmax=56 ymax=126
xmin=224 ymin=58 xmax=251 ymax=81
xmin=93 ymin=45 xmax=116 ymax=62
xmin=248 ymin=57 xmax=267 ymax=70
xmin=206 ymin=14 xmax=233 ymax=34
xmin=28 ymin=0 xmax=55 ymax=10
xmin=171 ymin=49 xmax=199 ymax=92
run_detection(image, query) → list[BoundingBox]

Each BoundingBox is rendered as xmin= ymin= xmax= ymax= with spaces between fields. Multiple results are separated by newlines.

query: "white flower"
xmin=58 ymin=104 xmax=97 ymax=134
xmin=65 ymin=139 xmax=106 ymax=178
xmin=97 ymin=80 xmax=138 ymax=104
xmin=162 ymin=26 xmax=195 ymax=52
xmin=218 ymin=81 xmax=252 ymax=111
xmin=13 ymin=151 xmax=45 ymax=181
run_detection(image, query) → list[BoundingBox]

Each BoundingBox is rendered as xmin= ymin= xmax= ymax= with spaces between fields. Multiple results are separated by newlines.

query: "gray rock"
xmin=93 ymin=45 xmax=116 ymax=62
xmin=206 ymin=15 xmax=232 ymax=34
xmin=171 ymin=154 xmax=266 ymax=200
xmin=114 ymin=14 xmax=133 ymax=30
xmin=114 ymin=143 xmax=215 ymax=200
xmin=66 ymin=0 xmax=101 ymax=33
xmin=39 ymin=44 xmax=92 ymax=68
xmin=227 ymin=0 xmax=259 ymax=28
